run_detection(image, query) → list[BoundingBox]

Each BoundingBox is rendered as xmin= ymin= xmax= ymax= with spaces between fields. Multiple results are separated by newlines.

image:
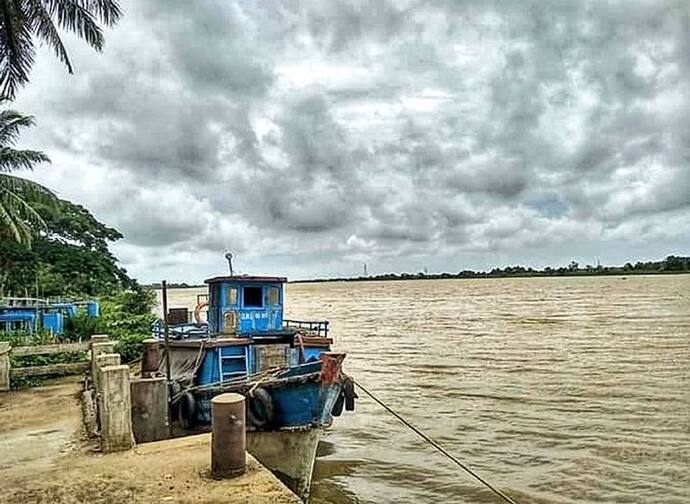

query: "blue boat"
xmin=153 ymin=272 xmax=356 ymax=500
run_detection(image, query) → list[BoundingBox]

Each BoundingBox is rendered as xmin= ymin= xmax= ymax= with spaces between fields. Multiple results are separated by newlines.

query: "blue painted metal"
xmin=0 ymin=308 xmax=38 ymax=334
xmin=158 ymin=273 xmax=350 ymax=434
xmin=86 ymin=301 xmax=100 ymax=317
xmin=0 ymin=298 xmax=99 ymax=336
xmin=41 ymin=311 xmax=64 ymax=335
xmin=206 ymin=278 xmax=285 ymax=335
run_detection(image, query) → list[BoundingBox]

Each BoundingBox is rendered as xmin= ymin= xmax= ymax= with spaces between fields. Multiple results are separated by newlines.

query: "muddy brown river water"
xmin=165 ymin=275 xmax=690 ymax=503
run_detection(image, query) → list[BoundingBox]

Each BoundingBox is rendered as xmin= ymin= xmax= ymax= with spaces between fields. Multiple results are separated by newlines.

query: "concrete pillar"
xmin=91 ymin=341 xmax=114 ymax=382
xmin=141 ymin=339 xmax=160 ymax=377
xmin=211 ymin=393 xmax=246 ymax=478
xmin=99 ymin=365 xmax=134 ymax=453
xmin=90 ymin=334 xmax=111 ymax=347
xmin=130 ymin=377 xmax=168 ymax=443
xmin=95 ymin=353 xmax=121 ymax=394
xmin=0 ymin=342 xmax=10 ymax=392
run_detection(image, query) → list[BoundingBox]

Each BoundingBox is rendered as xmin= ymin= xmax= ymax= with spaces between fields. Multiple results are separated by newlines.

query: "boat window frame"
xmin=267 ymin=286 xmax=280 ymax=306
xmin=242 ymin=286 xmax=264 ymax=309
xmin=226 ymin=285 xmax=239 ymax=306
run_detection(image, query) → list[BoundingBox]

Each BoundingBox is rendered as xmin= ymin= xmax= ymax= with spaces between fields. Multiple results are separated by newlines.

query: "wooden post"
xmin=130 ymin=376 xmax=168 ymax=443
xmin=0 ymin=342 xmax=10 ymax=392
xmin=162 ymin=280 xmax=173 ymax=437
xmin=100 ymin=364 xmax=134 ymax=453
xmin=211 ymin=393 xmax=246 ymax=478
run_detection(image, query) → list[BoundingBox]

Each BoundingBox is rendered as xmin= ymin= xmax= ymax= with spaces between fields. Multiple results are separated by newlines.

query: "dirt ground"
xmin=0 ymin=380 xmax=300 ymax=504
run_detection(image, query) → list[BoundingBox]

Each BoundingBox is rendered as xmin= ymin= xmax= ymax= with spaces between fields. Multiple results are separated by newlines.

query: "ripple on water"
xmin=171 ymin=275 xmax=690 ymax=503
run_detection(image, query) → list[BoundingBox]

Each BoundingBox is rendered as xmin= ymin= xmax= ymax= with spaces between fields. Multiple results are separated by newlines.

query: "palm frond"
xmin=0 ymin=0 xmax=36 ymax=100
xmin=0 ymin=172 xmax=56 ymax=200
xmin=0 ymin=172 xmax=55 ymax=245
xmin=0 ymin=109 xmax=37 ymax=145
xmin=26 ymin=0 xmax=73 ymax=73
xmin=78 ymin=0 xmax=121 ymax=26
xmin=0 ymin=146 xmax=50 ymax=172
xmin=43 ymin=0 xmax=104 ymax=51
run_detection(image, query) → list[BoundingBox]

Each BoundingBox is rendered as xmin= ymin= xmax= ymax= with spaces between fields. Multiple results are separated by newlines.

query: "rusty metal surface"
xmin=166 ymin=308 xmax=189 ymax=325
xmin=319 ymin=353 xmax=346 ymax=385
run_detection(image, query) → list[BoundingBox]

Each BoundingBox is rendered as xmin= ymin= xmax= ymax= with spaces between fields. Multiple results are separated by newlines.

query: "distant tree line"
xmin=293 ymin=255 xmax=690 ymax=284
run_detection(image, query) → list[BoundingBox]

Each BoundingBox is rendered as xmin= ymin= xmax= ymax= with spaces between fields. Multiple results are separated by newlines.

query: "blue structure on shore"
xmin=0 ymin=298 xmax=99 ymax=336
xmin=153 ymin=271 xmax=355 ymax=500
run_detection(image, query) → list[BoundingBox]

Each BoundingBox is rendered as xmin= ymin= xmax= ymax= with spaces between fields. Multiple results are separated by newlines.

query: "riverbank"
xmin=0 ymin=380 xmax=300 ymax=504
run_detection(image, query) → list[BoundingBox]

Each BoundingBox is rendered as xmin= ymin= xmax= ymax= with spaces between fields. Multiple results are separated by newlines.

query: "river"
xmin=164 ymin=275 xmax=690 ymax=503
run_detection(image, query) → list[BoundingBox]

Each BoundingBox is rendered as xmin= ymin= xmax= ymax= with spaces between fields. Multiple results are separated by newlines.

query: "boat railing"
xmin=151 ymin=319 xmax=208 ymax=340
xmin=283 ymin=319 xmax=330 ymax=338
xmin=0 ymin=297 xmax=50 ymax=308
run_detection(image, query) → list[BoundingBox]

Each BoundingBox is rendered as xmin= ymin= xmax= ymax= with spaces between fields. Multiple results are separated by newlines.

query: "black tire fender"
xmin=247 ymin=387 xmax=275 ymax=429
xmin=331 ymin=391 xmax=345 ymax=417
xmin=177 ymin=391 xmax=196 ymax=429
xmin=344 ymin=377 xmax=357 ymax=411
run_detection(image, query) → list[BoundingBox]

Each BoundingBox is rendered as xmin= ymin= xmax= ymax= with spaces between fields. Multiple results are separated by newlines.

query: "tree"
xmin=0 ymin=108 xmax=55 ymax=245
xmin=0 ymin=196 xmax=134 ymax=297
xmin=0 ymin=0 xmax=122 ymax=99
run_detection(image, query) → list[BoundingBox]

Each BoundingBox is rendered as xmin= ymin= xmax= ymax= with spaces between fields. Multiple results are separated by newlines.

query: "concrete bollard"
xmin=95 ymin=353 xmax=121 ymax=395
xmin=141 ymin=339 xmax=160 ymax=377
xmin=100 ymin=364 xmax=134 ymax=453
xmin=91 ymin=341 xmax=115 ymax=383
xmin=211 ymin=393 xmax=246 ymax=478
xmin=0 ymin=342 xmax=10 ymax=392
xmin=130 ymin=376 xmax=168 ymax=443
xmin=90 ymin=334 xmax=111 ymax=347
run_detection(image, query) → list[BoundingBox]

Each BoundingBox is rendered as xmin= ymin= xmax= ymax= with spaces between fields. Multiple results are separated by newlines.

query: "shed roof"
xmin=204 ymin=275 xmax=287 ymax=284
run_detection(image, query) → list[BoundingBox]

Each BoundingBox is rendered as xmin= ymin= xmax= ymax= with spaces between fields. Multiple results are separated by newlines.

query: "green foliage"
xmin=114 ymin=333 xmax=149 ymax=364
xmin=0 ymin=330 xmax=88 ymax=389
xmin=99 ymin=289 xmax=157 ymax=363
xmin=0 ymin=197 xmax=134 ymax=297
xmin=0 ymin=109 xmax=56 ymax=245
xmin=297 ymin=255 xmax=690 ymax=283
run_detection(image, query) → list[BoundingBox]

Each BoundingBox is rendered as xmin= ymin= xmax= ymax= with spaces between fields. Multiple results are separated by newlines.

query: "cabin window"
xmin=243 ymin=286 xmax=263 ymax=308
xmin=227 ymin=286 xmax=238 ymax=305
xmin=209 ymin=285 xmax=219 ymax=307
xmin=267 ymin=286 xmax=279 ymax=305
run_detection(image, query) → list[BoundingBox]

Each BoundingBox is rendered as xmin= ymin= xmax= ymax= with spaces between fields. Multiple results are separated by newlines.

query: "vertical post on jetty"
xmin=100 ymin=364 xmax=134 ymax=453
xmin=0 ymin=342 xmax=10 ymax=392
xmin=161 ymin=280 xmax=173 ymax=437
xmin=211 ymin=393 xmax=246 ymax=478
xmin=91 ymin=341 xmax=114 ymax=385
xmin=141 ymin=338 xmax=160 ymax=377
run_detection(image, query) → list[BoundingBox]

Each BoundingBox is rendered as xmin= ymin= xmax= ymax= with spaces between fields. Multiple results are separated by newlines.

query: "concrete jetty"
xmin=0 ymin=381 xmax=300 ymax=503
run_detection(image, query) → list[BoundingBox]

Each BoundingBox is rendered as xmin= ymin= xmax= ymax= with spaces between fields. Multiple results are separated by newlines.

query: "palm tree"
xmin=0 ymin=0 xmax=121 ymax=99
xmin=0 ymin=109 xmax=55 ymax=245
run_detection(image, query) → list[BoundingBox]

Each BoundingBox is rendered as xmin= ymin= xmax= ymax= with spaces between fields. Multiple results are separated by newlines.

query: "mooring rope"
xmin=353 ymin=380 xmax=519 ymax=504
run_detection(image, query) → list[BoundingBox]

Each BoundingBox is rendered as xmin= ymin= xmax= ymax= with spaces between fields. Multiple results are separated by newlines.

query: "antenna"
xmin=225 ymin=252 xmax=234 ymax=275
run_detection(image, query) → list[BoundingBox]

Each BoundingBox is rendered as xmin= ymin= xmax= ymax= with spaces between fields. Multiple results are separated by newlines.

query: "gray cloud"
xmin=14 ymin=0 xmax=690 ymax=281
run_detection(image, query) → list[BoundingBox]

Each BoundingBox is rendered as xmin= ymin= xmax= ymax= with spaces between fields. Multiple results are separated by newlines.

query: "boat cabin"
xmin=205 ymin=276 xmax=286 ymax=336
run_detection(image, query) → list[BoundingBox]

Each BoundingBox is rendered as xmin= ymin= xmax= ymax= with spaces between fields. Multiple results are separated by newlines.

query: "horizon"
xmin=146 ymin=253 xmax=689 ymax=285
xmin=13 ymin=0 xmax=690 ymax=284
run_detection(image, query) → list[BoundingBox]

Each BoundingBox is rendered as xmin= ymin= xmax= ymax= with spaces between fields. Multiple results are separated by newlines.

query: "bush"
xmin=99 ymin=288 xmax=156 ymax=363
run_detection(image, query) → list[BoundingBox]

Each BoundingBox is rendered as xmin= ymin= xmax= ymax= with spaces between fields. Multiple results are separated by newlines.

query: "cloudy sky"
xmin=15 ymin=0 xmax=690 ymax=282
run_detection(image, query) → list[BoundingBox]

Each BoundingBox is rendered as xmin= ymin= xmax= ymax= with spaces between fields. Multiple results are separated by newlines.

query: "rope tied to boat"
xmin=353 ymin=380 xmax=519 ymax=504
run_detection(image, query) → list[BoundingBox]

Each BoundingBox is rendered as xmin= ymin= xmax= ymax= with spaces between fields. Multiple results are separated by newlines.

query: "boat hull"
xmin=247 ymin=428 xmax=322 ymax=501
